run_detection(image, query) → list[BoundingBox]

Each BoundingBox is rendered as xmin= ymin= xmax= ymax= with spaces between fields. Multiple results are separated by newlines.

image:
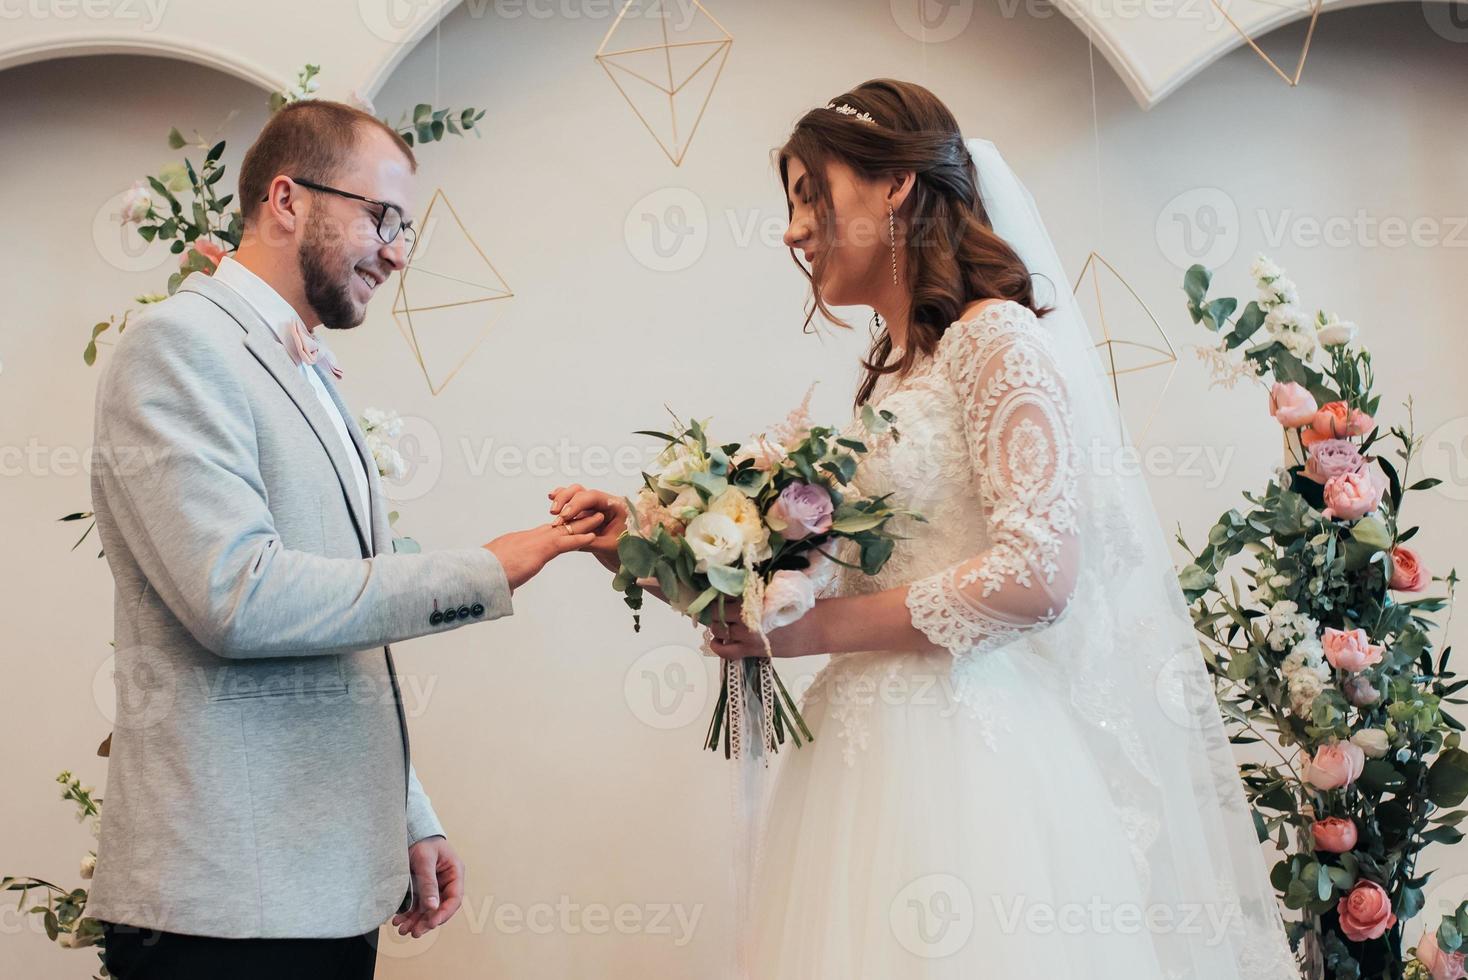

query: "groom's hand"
xmin=484 ymin=512 xmax=604 ymax=590
xmin=548 ymin=485 xmax=627 ymax=572
xmin=393 ymin=835 xmax=464 ymax=939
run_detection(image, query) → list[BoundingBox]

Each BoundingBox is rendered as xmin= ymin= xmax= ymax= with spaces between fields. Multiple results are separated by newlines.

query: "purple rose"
xmin=1342 ymin=675 xmax=1381 ymax=708
xmin=768 ymin=482 xmax=833 ymax=540
xmin=1303 ymin=438 xmax=1363 ymax=485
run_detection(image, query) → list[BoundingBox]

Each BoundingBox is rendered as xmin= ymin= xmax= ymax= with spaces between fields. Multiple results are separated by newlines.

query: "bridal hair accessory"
xmin=824 ymin=102 xmax=876 ymax=125
xmin=888 ymin=204 xmax=898 ymax=285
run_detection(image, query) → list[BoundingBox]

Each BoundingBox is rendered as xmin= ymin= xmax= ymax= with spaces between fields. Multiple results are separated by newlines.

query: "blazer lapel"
xmin=178 ymin=275 xmax=373 ymax=556
xmin=317 ymin=369 xmax=393 ymax=557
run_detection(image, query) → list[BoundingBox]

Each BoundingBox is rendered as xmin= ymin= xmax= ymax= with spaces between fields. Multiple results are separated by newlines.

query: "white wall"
xmin=2 ymin=2 xmax=1466 ymax=977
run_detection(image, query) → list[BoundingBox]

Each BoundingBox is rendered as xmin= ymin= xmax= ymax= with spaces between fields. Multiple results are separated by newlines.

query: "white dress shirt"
xmin=211 ymin=257 xmax=372 ymax=520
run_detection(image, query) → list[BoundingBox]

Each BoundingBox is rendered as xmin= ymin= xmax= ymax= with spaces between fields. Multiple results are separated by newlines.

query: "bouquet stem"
xmin=705 ymin=658 xmax=813 ymax=760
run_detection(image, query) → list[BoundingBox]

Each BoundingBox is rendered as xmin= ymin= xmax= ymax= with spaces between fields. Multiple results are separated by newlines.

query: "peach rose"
xmin=1313 ymin=400 xmax=1375 ymax=438
xmin=1417 ymin=931 xmax=1468 ymax=980
xmin=1322 ymin=466 xmax=1387 ymax=521
xmin=1269 ymin=382 xmax=1318 ymax=427
xmin=1322 ymin=627 xmax=1385 ymax=673
xmin=182 ymin=237 xmax=227 ymax=273
xmin=1305 ymin=740 xmax=1365 ymax=790
xmin=1390 ymin=546 xmax=1428 ymax=592
xmin=1337 ymin=880 xmax=1396 ymax=942
xmin=1311 ymin=817 xmax=1358 ymax=853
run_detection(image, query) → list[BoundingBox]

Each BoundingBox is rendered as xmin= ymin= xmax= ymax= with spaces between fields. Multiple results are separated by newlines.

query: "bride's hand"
xmin=703 ymin=601 xmax=815 ymax=660
xmin=547 ymin=484 xmax=627 ymax=571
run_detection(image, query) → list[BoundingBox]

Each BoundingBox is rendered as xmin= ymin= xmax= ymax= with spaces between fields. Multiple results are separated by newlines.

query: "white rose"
xmin=1288 ymin=670 xmax=1324 ymax=717
xmin=709 ymin=487 xmax=769 ymax=554
xmin=1250 ymin=254 xmax=1282 ymax=282
xmin=119 ymin=180 xmax=152 ymax=225
xmin=1278 ymin=327 xmax=1316 ymax=360
xmin=1316 ymin=313 xmax=1358 ymax=348
xmin=1351 ymin=729 xmax=1391 ymax=759
xmin=668 ymin=487 xmax=702 ymax=522
xmin=803 ymin=548 xmax=840 ymax=595
xmin=762 ymin=569 xmax=816 ymax=631
xmin=370 ymin=440 xmax=406 ymax=480
xmin=653 ymin=451 xmax=705 ymax=491
xmin=686 ymin=512 xmax=744 ymax=571
xmin=80 ymin=853 xmax=96 ymax=879
xmin=1265 ymin=304 xmax=1309 ymax=335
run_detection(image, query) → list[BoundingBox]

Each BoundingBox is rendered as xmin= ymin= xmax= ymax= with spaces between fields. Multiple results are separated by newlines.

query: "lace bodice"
xmin=832 ymin=300 xmax=1082 ymax=661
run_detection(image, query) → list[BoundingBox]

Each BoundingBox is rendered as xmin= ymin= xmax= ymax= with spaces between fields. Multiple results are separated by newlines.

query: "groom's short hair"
xmin=239 ymin=100 xmax=417 ymax=224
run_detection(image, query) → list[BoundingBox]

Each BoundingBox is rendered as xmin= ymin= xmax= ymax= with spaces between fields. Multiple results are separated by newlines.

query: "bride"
xmin=552 ymin=79 xmax=1300 ymax=978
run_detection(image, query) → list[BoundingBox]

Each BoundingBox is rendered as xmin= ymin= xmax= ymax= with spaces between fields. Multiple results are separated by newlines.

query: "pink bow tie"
xmin=285 ymin=319 xmax=344 ymax=380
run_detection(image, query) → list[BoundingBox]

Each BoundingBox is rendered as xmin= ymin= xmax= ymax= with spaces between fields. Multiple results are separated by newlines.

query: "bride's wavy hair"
xmin=778 ymin=79 xmax=1052 ymax=408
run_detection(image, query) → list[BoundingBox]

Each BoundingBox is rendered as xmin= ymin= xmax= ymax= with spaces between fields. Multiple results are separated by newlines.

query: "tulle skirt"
xmin=749 ymin=645 xmax=1171 ymax=979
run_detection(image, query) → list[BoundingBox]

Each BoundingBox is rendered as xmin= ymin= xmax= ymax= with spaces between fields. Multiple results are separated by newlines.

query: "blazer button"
xmin=429 ymin=610 xmax=444 ymax=626
xmin=444 ymin=607 xmax=458 ymax=623
xmin=456 ymin=605 xmax=471 ymax=620
xmin=470 ymin=603 xmax=485 ymax=618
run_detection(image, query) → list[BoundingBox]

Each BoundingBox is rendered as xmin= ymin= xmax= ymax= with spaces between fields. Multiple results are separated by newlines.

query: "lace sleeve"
xmin=904 ymin=303 xmax=1083 ymax=658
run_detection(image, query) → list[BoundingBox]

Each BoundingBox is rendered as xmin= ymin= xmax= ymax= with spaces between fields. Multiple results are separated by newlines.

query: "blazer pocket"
xmin=204 ymin=656 xmax=349 ymax=703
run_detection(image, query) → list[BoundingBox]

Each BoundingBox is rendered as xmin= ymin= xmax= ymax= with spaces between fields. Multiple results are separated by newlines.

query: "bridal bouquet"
xmin=1178 ymin=256 xmax=1462 ymax=980
xmin=613 ymin=392 xmax=920 ymax=759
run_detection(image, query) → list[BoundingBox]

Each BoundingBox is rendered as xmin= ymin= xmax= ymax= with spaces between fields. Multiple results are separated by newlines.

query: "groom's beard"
xmin=298 ymin=212 xmax=363 ymax=330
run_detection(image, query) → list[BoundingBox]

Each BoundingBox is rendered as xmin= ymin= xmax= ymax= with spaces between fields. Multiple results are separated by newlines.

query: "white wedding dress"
xmin=749 ymin=300 xmax=1175 ymax=977
xmin=744 ymin=140 xmax=1300 ymax=980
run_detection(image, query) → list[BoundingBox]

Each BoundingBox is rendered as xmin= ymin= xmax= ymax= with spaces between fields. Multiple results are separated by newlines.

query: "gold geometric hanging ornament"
xmin=1073 ymin=251 xmax=1178 ymax=444
xmin=390 ymin=188 xmax=514 ymax=396
xmin=1210 ymin=0 xmax=1322 ymax=87
xmin=595 ymin=0 xmax=733 ymax=166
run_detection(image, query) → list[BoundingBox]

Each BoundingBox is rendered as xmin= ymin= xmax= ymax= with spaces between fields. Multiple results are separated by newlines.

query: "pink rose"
xmin=1306 ymin=740 xmax=1365 ymax=790
xmin=1322 ymin=466 xmax=1387 ymax=521
xmin=1343 ymin=675 xmax=1382 ymax=707
xmin=182 ymin=237 xmax=227 ymax=273
xmin=1390 ymin=546 xmax=1428 ymax=592
xmin=1303 ymin=439 xmax=1364 ymax=485
xmin=1322 ymin=627 xmax=1385 ymax=673
xmin=1337 ymin=880 xmax=1396 ymax=942
xmin=1269 ymin=382 xmax=1318 ymax=427
xmin=1311 ymin=817 xmax=1358 ymax=853
xmin=1418 ymin=931 xmax=1468 ymax=980
xmin=767 ymin=483 xmax=833 ymax=541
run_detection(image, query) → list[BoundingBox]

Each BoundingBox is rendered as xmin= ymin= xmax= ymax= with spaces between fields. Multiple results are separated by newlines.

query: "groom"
xmin=85 ymin=99 xmax=602 ymax=979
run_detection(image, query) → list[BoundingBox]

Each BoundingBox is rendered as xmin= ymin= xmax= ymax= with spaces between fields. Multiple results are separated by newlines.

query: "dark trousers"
xmin=99 ymin=920 xmax=378 ymax=980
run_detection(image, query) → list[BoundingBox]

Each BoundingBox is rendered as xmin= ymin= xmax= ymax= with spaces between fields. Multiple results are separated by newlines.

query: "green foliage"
xmin=1178 ymin=262 xmax=1461 ymax=971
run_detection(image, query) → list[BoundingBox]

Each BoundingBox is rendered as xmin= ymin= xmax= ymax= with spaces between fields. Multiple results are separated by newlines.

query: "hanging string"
xmin=428 ymin=6 xmax=440 ymax=107
xmin=1087 ymin=26 xmax=1104 ymax=252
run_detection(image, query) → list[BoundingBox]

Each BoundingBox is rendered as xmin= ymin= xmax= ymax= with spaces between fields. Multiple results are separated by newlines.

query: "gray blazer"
xmin=85 ymin=272 xmax=513 ymax=939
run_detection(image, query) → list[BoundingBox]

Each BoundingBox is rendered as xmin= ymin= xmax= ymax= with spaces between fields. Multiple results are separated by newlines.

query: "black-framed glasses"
xmin=272 ymin=176 xmax=416 ymax=257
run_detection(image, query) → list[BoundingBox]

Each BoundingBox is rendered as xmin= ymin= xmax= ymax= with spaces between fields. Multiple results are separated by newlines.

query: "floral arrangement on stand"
xmin=1178 ymin=256 xmax=1462 ymax=979
xmin=10 ymin=65 xmax=473 ymax=971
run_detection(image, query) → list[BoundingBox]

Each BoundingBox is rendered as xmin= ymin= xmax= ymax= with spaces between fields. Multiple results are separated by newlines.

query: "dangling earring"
xmin=888 ymin=204 xmax=898 ymax=286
